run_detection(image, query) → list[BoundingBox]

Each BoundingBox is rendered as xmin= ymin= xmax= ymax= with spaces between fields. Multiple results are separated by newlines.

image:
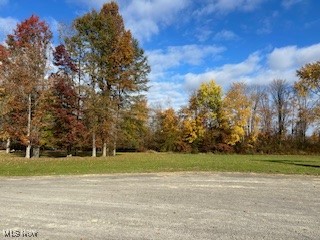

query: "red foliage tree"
xmin=53 ymin=44 xmax=78 ymax=73
xmin=4 ymin=15 xmax=52 ymax=158
xmin=40 ymin=73 xmax=86 ymax=153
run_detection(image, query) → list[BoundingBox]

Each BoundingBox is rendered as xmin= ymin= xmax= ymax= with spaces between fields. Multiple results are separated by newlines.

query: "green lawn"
xmin=0 ymin=151 xmax=319 ymax=176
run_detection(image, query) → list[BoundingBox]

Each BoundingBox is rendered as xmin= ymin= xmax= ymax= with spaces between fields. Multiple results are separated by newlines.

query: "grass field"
xmin=0 ymin=151 xmax=319 ymax=176
xmin=0 ymin=152 xmax=320 ymax=176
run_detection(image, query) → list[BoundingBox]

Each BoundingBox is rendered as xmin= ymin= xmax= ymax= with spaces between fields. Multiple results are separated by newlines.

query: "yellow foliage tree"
xmin=223 ymin=82 xmax=251 ymax=145
xmin=157 ymin=108 xmax=180 ymax=152
xmin=295 ymin=61 xmax=320 ymax=97
xmin=296 ymin=61 xmax=320 ymax=133
xmin=181 ymin=116 xmax=205 ymax=144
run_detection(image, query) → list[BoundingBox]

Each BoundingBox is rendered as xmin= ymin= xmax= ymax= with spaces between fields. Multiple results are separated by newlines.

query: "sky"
xmin=0 ymin=0 xmax=320 ymax=109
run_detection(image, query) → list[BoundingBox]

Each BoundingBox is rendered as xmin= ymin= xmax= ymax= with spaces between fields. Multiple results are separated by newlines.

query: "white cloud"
xmin=146 ymin=44 xmax=225 ymax=109
xmin=183 ymin=43 xmax=320 ymax=93
xmin=196 ymin=0 xmax=266 ymax=15
xmin=196 ymin=28 xmax=214 ymax=42
xmin=282 ymin=0 xmax=303 ymax=9
xmin=268 ymin=44 xmax=320 ymax=70
xmin=122 ymin=0 xmax=190 ymax=42
xmin=256 ymin=11 xmax=278 ymax=35
xmin=66 ymin=0 xmax=106 ymax=8
xmin=0 ymin=17 xmax=18 ymax=43
xmin=147 ymin=51 xmax=263 ymax=109
xmin=147 ymin=81 xmax=186 ymax=109
xmin=147 ymin=43 xmax=320 ymax=108
xmin=214 ymin=30 xmax=239 ymax=41
xmin=147 ymin=44 xmax=225 ymax=74
xmin=215 ymin=0 xmax=265 ymax=12
xmin=66 ymin=0 xmax=191 ymax=42
xmin=185 ymin=52 xmax=261 ymax=90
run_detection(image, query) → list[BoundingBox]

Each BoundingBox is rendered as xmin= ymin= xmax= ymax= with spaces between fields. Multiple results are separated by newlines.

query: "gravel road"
xmin=0 ymin=172 xmax=319 ymax=240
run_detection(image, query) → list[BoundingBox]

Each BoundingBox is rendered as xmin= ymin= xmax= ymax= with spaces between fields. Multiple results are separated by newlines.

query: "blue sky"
xmin=1 ymin=0 xmax=320 ymax=109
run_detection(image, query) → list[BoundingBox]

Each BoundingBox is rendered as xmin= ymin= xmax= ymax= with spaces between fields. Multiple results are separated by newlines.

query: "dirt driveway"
xmin=0 ymin=172 xmax=319 ymax=239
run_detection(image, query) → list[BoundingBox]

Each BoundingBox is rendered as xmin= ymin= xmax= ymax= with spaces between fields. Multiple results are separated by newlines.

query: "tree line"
xmin=0 ymin=2 xmax=150 ymax=158
xmin=146 ymin=70 xmax=320 ymax=154
xmin=1 ymin=1 xmax=320 ymax=157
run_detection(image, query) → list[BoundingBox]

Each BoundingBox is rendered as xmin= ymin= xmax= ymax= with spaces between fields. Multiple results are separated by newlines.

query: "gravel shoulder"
xmin=0 ymin=172 xmax=319 ymax=240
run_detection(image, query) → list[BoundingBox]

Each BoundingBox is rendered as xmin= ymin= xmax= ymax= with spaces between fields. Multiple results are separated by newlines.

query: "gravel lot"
xmin=0 ymin=172 xmax=319 ymax=240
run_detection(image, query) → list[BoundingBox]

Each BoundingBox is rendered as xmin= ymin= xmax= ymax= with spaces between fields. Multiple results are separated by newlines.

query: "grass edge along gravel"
xmin=0 ymin=152 xmax=319 ymax=176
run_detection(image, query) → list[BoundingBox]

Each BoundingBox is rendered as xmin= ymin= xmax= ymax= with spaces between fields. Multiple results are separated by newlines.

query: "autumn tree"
xmin=258 ymin=88 xmax=273 ymax=135
xmin=59 ymin=23 xmax=88 ymax=130
xmin=118 ymin=96 xmax=149 ymax=151
xmin=296 ymin=61 xmax=320 ymax=97
xmin=291 ymin=90 xmax=312 ymax=144
xmin=246 ymin=85 xmax=263 ymax=139
xmin=53 ymin=44 xmax=78 ymax=75
xmin=295 ymin=61 xmax=320 ymax=138
xmin=154 ymin=108 xmax=181 ymax=152
xmin=223 ymin=83 xmax=251 ymax=145
xmin=179 ymin=106 xmax=205 ymax=152
xmin=0 ymin=44 xmax=16 ymax=153
xmin=35 ymin=44 xmax=86 ymax=154
xmin=269 ymin=79 xmax=291 ymax=141
xmin=2 ymin=15 xmax=52 ymax=158
xmin=71 ymin=1 xmax=149 ymax=157
xmin=38 ymin=73 xmax=85 ymax=153
xmin=185 ymin=80 xmax=229 ymax=152
xmin=194 ymin=80 xmax=223 ymax=130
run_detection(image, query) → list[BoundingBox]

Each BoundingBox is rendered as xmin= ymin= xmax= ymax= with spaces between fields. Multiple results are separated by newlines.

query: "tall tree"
xmin=259 ymin=89 xmax=273 ymax=135
xmin=223 ymin=83 xmax=251 ymax=145
xmin=292 ymin=91 xmax=312 ymax=143
xmin=179 ymin=106 xmax=205 ymax=149
xmin=71 ymin=1 xmax=149 ymax=157
xmin=188 ymin=80 xmax=227 ymax=152
xmin=296 ymin=61 xmax=320 ymax=97
xmin=154 ymin=108 xmax=181 ymax=152
xmin=295 ymin=61 xmax=320 ymax=139
xmin=3 ymin=15 xmax=52 ymax=158
xmin=38 ymin=73 xmax=85 ymax=153
xmin=0 ymin=44 xmax=19 ymax=153
xmin=269 ymin=79 xmax=291 ymax=141
xmin=194 ymin=80 xmax=223 ymax=130
xmin=246 ymin=85 xmax=263 ymax=140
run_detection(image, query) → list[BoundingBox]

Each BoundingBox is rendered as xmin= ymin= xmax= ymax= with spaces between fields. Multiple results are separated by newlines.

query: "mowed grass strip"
xmin=0 ymin=152 xmax=319 ymax=176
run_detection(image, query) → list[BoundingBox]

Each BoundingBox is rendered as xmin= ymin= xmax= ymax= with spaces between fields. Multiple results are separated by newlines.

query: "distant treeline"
xmin=143 ymin=74 xmax=320 ymax=154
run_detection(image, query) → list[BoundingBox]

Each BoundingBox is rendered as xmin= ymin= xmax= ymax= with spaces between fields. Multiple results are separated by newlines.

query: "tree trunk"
xmin=92 ymin=132 xmax=96 ymax=157
xmin=25 ymin=94 xmax=32 ymax=159
xmin=26 ymin=145 xmax=31 ymax=158
xmin=102 ymin=142 xmax=107 ymax=157
xmin=6 ymin=138 xmax=11 ymax=154
xmin=112 ymin=141 xmax=116 ymax=156
xmin=33 ymin=146 xmax=40 ymax=158
xmin=112 ymin=106 xmax=120 ymax=157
